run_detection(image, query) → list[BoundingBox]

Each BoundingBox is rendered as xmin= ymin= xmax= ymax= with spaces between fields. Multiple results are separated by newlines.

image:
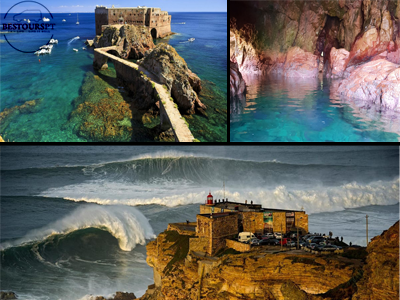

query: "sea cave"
xmin=230 ymin=0 xmax=400 ymax=142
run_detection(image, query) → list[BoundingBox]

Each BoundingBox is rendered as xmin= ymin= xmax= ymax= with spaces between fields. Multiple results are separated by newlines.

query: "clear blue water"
xmin=230 ymin=74 xmax=400 ymax=142
xmin=0 ymin=12 xmax=227 ymax=142
xmin=1 ymin=146 xmax=398 ymax=299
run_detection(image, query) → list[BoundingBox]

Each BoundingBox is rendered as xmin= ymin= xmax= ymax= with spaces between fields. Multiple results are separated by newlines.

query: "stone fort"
xmin=95 ymin=5 xmax=172 ymax=38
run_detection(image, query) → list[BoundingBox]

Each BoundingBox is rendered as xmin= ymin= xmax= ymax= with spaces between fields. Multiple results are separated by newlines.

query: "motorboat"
xmin=73 ymin=48 xmax=78 ymax=52
xmin=43 ymin=17 xmax=50 ymax=22
xmin=39 ymin=45 xmax=53 ymax=50
xmin=76 ymin=14 xmax=79 ymax=25
xmin=27 ymin=19 xmax=31 ymax=23
xmin=23 ymin=19 xmax=26 ymax=21
xmin=49 ymin=39 xmax=58 ymax=44
xmin=82 ymin=47 xmax=86 ymax=50
xmin=188 ymin=38 xmax=195 ymax=42
xmin=35 ymin=48 xmax=51 ymax=55
xmin=62 ymin=19 xmax=66 ymax=22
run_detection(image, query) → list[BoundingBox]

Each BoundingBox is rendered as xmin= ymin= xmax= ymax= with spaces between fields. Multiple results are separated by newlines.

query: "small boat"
xmin=188 ymin=38 xmax=195 ymax=42
xmin=27 ymin=19 xmax=31 ymax=23
xmin=43 ymin=17 xmax=50 ymax=22
xmin=73 ymin=48 xmax=78 ymax=52
xmin=62 ymin=19 xmax=66 ymax=22
xmin=35 ymin=48 xmax=51 ymax=55
xmin=39 ymin=45 xmax=53 ymax=50
xmin=49 ymin=38 xmax=58 ymax=44
xmin=76 ymin=14 xmax=79 ymax=25
xmin=23 ymin=19 xmax=26 ymax=21
xmin=82 ymin=47 xmax=86 ymax=50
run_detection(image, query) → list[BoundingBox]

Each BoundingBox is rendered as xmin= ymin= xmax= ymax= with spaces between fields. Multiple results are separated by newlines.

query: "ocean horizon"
xmin=0 ymin=12 xmax=227 ymax=142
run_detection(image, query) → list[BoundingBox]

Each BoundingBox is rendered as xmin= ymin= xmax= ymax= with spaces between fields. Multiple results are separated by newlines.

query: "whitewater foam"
xmin=0 ymin=205 xmax=155 ymax=251
xmin=39 ymin=178 xmax=399 ymax=214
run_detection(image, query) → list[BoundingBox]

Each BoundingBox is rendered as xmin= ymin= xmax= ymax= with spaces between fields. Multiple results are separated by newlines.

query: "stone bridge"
xmin=93 ymin=46 xmax=195 ymax=142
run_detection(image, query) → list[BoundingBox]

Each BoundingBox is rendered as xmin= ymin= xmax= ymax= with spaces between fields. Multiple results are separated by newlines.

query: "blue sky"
xmin=1 ymin=0 xmax=227 ymax=13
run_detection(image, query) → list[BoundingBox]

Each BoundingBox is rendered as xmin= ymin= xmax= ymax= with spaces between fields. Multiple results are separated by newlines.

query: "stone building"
xmin=196 ymin=212 xmax=239 ymax=255
xmin=200 ymin=195 xmax=308 ymax=235
xmin=95 ymin=5 xmax=172 ymax=38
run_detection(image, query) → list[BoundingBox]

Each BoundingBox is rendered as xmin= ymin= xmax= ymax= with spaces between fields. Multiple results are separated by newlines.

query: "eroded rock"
xmin=326 ymin=47 xmax=350 ymax=78
xmin=140 ymin=43 xmax=205 ymax=114
xmin=230 ymin=61 xmax=246 ymax=97
xmin=336 ymin=59 xmax=400 ymax=111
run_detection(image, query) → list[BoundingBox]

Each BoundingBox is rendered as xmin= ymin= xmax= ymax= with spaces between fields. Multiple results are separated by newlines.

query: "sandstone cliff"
xmin=139 ymin=222 xmax=399 ymax=300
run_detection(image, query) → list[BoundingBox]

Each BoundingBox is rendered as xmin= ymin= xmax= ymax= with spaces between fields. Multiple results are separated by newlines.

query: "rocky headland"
xmin=136 ymin=221 xmax=399 ymax=300
xmin=230 ymin=0 xmax=400 ymax=111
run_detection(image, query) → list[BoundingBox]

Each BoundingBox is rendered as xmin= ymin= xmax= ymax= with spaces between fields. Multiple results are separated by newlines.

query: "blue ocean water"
xmin=0 ymin=12 xmax=227 ymax=142
xmin=1 ymin=146 xmax=399 ymax=299
xmin=230 ymin=74 xmax=400 ymax=142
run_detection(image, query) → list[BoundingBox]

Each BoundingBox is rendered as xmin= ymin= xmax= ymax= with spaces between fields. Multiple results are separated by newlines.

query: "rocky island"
xmin=230 ymin=0 xmax=400 ymax=111
xmin=75 ymin=9 xmax=206 ymax=142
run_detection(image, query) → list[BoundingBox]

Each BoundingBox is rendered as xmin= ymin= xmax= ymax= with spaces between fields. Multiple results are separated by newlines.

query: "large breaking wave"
xmin=0 ymin=205 xmax=155 ymax=252
xmin=39 ymin=178 xmax=399 ymax=214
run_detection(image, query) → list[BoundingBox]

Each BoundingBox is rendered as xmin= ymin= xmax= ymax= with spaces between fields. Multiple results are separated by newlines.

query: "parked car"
xmin=250 ymin=238 xmax=259 ymax=245
xmin=307 ymin=243 xmax=318 ymax=250
xmin=238 ymin=232 xmax=257 ymax=243
xmin=263 ymin=239 xmax=280 ymax=246
xmin=274 ymin=232 xmax=282 ymax=239
xmin=286 ymin=240 xmax=296 ymax=247
xmin=279 ymin=238 xmax=290 ymax=246
xmin=309 ymin=237 xmax=325 ymax=244
xmin=317 ymin=245 xmax=337 ymax=252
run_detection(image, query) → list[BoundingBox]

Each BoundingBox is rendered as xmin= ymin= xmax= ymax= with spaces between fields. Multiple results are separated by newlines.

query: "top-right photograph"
xmin=230 ymin=0 xmax=400 ymax=142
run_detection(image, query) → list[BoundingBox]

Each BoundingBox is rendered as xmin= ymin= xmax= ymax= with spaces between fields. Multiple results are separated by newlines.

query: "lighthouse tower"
xmin=206 ymin=192 xmax=213 ymax=205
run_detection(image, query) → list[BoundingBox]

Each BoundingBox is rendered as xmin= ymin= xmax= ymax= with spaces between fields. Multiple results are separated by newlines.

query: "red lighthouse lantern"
xmin=206 ymin=192 xmax=213 ymax=205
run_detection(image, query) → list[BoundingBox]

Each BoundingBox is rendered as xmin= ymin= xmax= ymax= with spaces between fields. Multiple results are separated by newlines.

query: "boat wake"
xmin=68 ymin=36 xmax=80 ymax=44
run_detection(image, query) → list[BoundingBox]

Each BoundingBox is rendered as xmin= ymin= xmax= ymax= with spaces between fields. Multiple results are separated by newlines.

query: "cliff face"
xmin=353 ymin=221 xmax=399 ymax=300
xmin=140 ymin=222 xmax=399 ymax=300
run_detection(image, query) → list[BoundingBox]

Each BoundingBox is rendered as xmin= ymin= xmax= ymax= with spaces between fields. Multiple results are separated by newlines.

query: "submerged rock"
xmin=336 ymin=59 xmax=400 ymax=111
xmin=94 ymin=25 xmax=155 ymax=59
xmin=0 ymin=291 xmax=17 ymax=299
xmin=140 ymin=43 xmax=206 ymax=114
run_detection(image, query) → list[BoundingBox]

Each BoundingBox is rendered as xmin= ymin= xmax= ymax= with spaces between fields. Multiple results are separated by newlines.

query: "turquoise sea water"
xmin=230 ymin=74 xmax=400 ymax=142
xmin=0 ymin=12 xmax=227 ymax=142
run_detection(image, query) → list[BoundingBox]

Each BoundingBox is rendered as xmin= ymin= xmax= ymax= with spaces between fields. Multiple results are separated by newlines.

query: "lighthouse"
xmin=206 ymin=192 xmax=213 ymax=205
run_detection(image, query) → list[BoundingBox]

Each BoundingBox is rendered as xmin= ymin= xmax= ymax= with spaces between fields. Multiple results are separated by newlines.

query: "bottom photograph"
xmin=0 ymin=145 xmax=399 ymax=300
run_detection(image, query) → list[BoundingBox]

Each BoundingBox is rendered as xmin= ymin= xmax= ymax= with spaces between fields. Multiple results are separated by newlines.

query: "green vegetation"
xmin=163 ymin=85 xmax=168 ymax=91
xmin=151 ymin=82 xmax=155 ymax=88
xmin=193 ymin=138 xmax=201 ymax=142
xmin=174 ymin=103 xmax=178 ymax=109
xmin=164 ymin=231 xmax=191 ymax=274
xmin=162 ymin=100 xmax=166 ymax=105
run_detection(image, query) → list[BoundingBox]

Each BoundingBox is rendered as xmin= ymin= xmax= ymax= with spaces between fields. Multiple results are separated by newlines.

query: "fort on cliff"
xmin=95 ymin=5 xmax=172 ymax=37
xmin=170 ymin=193 xmax=309 ymax=256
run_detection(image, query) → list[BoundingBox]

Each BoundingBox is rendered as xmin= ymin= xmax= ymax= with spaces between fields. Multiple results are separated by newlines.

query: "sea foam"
xmin=39 ymin=178 xmax=399 ymax=214
xmin=0 ymin=205 xmax=155 ymax=251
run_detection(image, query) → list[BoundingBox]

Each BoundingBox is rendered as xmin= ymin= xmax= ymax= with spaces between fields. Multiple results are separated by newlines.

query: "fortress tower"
xmin=95 ymin=5 xmax=172 ymax=38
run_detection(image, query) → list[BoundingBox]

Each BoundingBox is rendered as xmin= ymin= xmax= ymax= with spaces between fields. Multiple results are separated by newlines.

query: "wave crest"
xmin=0 ymin=205 xmax=155 ymax=251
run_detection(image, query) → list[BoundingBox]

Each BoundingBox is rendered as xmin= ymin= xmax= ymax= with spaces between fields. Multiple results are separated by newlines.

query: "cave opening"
xmin=315 ymin=15 xmax=341 ymax=69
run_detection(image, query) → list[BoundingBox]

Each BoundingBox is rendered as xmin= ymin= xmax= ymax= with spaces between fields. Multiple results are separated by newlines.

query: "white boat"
xmin=23 ymin=19 xmax=26 ymax=21
xmin=35 ymin=48 xmax=51 ymax=55
xmin=43 ymin=17 xmax=50 ymax=22
xmin=76 ymin=14 xmax=79 ymax=25
xmin=82 ymin=47 xmax=86 ymax=50
xmin=188 ymin=38 xmax=195 ymax=42
xmin=49 ymin=39 xmax=58 ymax=44
xmin=39 ymin=45 xmax=53 ymax=50
xmin=27 ymin=19 xmax=31 ymax=23
xmin=73 ymin=48 xmax=78 ymax=52
xmin=62 ymin=19 xmax=66 ymax=22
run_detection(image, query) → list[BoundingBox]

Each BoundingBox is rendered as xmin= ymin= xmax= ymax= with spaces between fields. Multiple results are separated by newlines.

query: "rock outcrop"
xmin=336 ymin=59 xmax=400 ymax=111
xmin=230 ymin=61 xmax=246 ymax=97
xmin=353 ymin=221 xmax=399 ymax=300
xmin=138 ymin=222 xmax=399 ymax=300
xmin=326 ymin=47 xmax=350 ymax=78
xmin=140 ymin=43 xmax=206 ymax=114
xmin=94 ymin=25 xmax=155 ymax=59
